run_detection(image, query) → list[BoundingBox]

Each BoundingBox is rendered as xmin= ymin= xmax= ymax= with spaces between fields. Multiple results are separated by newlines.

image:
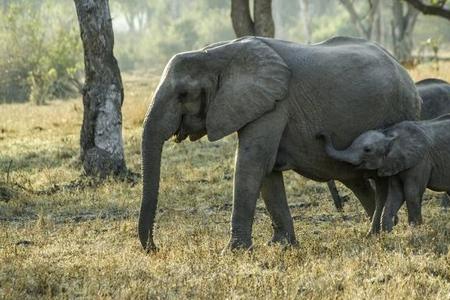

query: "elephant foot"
xmin=366 ymin=222 xmax=381 ymax=236
xmin=267 ymin=231 xmax=298 ymax=248
xmin=393 ymin=215 xmax=399 ymax=226
xmin=408 ymin=219 xmax=423 ymax=227
xmin=381 ymin=214 xmax=396 ymax=232
xmin=408 ymin=215 xmax=423 ymax=227
xmin=381 ymin=221 xmax=394 ymax=233
xmin=221 ymin=238 xmax=253 ymax=255
xmin=145 ymin=240 xmax=158 ymax=253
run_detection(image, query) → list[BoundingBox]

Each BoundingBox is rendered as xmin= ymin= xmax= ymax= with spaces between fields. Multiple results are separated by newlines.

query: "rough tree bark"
xmin=74 ymin=0 xmax=127 ymax=177
xmin=254 ymin=0 xmax=275 ymax=37
xmin=391 ymin=1 xmax=419 ymax=64
xmin=231 ymin=0 xmax=274 ymax=37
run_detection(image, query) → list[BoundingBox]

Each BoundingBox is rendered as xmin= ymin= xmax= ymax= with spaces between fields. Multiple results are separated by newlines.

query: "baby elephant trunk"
xmin=320 ymin=133 xmax=362 ymax=165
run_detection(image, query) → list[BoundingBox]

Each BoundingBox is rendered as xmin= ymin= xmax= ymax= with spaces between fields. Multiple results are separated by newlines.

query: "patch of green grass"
xmin=1 ymin=66 xmax=450 ymax=299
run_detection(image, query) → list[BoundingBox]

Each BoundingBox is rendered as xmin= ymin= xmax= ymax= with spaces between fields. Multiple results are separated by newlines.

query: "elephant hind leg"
xmin=261 ymin=171 xmax=297 ymax=246
xmin=404 ymin=184 xmax=426 ymax=226
xmin=327 ymin=180 xmax=344 ymax=211
xmin=341 ymin=178 xmax=376 ymax=218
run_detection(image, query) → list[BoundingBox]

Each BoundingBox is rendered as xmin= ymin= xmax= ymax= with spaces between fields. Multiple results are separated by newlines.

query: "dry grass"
xmin=1 ymin=62 xmax=450 ymax=299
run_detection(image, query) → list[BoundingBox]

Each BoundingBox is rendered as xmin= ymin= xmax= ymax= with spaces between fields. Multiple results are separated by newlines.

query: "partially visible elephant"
xmin=138 ymin=36 xmax=421 ymax=252
xmin=327 ymin=78 xmax=450 ymax=210
xmin=321 ymin=114 xmax=450 ymax=232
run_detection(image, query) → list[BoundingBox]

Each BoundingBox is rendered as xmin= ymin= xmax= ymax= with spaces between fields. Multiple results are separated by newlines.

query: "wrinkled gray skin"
xmin=139 ymin=36 xmax=421 ymax=252
xmin=327 ymin=78 xmax=450 ymax=210
xmin=322 ymin=114 xmax=450 ymax=232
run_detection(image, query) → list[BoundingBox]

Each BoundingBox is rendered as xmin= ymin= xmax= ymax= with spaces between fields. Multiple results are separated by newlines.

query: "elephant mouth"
xmin=174 ymin=128 xmax=205 ymax=143
xmin=174 ymin=116 xmax=206 ymax=143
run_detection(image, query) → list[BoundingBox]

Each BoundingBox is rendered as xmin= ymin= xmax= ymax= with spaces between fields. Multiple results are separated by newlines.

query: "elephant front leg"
xmin=225 ymin=150 xmax=269 ymax=251
xmin=224 ymin=107 xmax=288 ymax=252
xmin=261 ymin=171 xmax=297 ymax=246
xmin=381 ymin=177 xmax=404 ymax=232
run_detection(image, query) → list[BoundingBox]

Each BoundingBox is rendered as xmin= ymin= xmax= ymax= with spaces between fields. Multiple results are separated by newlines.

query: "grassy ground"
xmin=1 ymin=63 xmax=450 ymax=299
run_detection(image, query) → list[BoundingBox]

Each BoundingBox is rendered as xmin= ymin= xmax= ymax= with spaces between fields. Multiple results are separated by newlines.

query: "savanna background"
xmin=1 ymin=0 xmax=450 ymax=298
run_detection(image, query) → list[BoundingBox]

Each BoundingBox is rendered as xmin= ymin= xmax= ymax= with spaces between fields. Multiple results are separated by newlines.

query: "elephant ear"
xmin=205 ymin=38 xmax=291 ymax=141
xmin=378 ymin=123 xmax=429 ymax=176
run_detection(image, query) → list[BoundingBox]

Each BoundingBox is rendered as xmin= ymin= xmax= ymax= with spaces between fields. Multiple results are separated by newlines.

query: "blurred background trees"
xmin=0 ymin=0 xmax=449 ymax=104
xmin=0 ymin=0 xmax=82 ymax=104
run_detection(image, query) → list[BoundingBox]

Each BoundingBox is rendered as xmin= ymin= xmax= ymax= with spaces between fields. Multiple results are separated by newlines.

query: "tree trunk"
xmin=231 ymin=0 xmax=255 ymax=37
xmin=339 ymin=0 xmax=369 ymax=38
xmin=230 ymin=0 xmax=274 ymax=38
xmin=254 ymin=0 xmax=275 ymax=37
xmin=299 ymin=0 xmax=312 ymax=43
xmin=339 ymin=0 xmax=381 ymax=40
xmin=391 ymin=1 xmax=419 ymax=64
xmin=74 ymin=0 xmax=127 ymax=177
xmin=403 ymin=0 xmax=450 ymax=20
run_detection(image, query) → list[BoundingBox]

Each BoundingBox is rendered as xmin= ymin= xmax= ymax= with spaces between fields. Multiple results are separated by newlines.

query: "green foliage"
xmin=112 ymin=0 xmax=234 ymax=71
xmin=0 ymin=0 xmax=83 ymax=104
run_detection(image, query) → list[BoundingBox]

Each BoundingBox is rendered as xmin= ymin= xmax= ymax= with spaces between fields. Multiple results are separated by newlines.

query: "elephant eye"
xmin=178 ymin=91 xmax=188 ymax=101
xmin=363 ymin=146 xmax=372 ymax=153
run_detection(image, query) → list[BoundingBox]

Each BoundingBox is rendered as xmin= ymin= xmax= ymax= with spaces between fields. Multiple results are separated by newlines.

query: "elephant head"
xmin=321 ymin=122 xmax=429 ymax=177
xmin=138 ymin=37 xmax=291 ymax=251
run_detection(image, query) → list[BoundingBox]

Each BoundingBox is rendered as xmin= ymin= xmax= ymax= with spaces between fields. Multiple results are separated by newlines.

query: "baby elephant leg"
xmin=403 ymin=165 xmax=429 ymax=226
xmin=381 ymin=177 xmax=404 ymax=232
xmin=403 ymin=183 xmax=426 ymax=226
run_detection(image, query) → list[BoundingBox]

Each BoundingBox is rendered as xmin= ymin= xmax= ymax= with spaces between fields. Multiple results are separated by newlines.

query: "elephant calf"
xmin=321 ymin=114 xmax=450 ymax=232
xmin=327 ymin=78 xmax=450 ymax=211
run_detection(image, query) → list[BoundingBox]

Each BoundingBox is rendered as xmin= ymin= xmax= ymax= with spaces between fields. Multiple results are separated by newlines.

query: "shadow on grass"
xmin=0 ymin=146 xmax=78 ymax=173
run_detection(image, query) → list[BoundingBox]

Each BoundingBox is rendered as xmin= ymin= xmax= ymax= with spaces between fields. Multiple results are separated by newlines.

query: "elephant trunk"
xmin=138 ymin=132 xmax=164 ymax=251
xmin=138 ymin=86 xmax=181 ymax=251
xmin=322 ymin=134 xmax=362 ymax=165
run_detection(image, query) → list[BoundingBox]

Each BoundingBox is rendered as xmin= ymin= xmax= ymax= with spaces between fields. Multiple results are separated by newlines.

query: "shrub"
xmin=0 ymin=1 xmax=83 ymax=104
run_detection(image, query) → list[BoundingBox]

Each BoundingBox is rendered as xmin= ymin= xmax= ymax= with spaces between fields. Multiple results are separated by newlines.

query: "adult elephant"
xmin=138 ymin=36 xmax=421 ymax=252
xmin=327 ymin=78 xmax=450 ymax=210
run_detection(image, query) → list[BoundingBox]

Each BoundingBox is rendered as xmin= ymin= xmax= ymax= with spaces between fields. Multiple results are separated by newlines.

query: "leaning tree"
xmin=74 ymin=0 xmax=126 ymax=177
xmin=403 ymin=0 xmax=450 ymax=20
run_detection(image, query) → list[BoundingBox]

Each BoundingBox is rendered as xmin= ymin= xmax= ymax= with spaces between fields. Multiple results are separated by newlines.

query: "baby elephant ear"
xmin=378 ymin=123 xmax=429 ymax=176
xmin=206 ymin=38 xmax=291 ymax=141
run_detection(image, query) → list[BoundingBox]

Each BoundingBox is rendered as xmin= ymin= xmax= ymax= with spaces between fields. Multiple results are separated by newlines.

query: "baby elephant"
xmin=321 ymin=114 xmax=450 ymax=232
